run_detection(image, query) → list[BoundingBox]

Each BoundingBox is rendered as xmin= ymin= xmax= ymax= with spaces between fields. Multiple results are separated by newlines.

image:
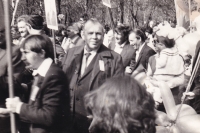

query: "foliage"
xmin=12 ymin=0 xmax=199 ymax=28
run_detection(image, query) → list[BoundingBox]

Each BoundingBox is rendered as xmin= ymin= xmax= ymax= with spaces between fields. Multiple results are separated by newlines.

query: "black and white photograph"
xmin=0 ymin=0 xmax=200 ymax=133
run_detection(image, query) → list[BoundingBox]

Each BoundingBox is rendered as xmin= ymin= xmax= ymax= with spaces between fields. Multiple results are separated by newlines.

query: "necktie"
xmin=81 ymin=52 xmax=91 ymax=76
xmin=84 ymin=52 xmax=91 ymax=70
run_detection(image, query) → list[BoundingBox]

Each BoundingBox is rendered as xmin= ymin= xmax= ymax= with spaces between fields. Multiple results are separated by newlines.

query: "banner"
xmin=102 ymin=0 xmax=117 ymax=8
xmin=174 ymin=0 xmax=190 ymax=29
xmin=44 ymin=0 xmax=58 ymax=30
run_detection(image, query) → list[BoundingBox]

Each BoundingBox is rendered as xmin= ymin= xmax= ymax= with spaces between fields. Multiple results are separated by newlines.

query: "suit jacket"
xmin=134 ymin=44 xmax=156 ymax=71
xmin=19 ymin=63 xmax=70 ymax=133
xmin=62 ymin=44 xmax=124 ymax=113
xmin=109 ymin=42 xmax=136 ymax=67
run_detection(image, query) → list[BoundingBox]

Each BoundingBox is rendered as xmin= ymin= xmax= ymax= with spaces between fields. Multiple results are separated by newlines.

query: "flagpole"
xmin=11 ymin=0 xmax=20 ymax=26
xmin=188 ymin=0 xmax=191 ymax=27
xmin=3 ymin=0 xmax=17 ymax=133
xmin=52 ymin=29 xmax=57 ymax=64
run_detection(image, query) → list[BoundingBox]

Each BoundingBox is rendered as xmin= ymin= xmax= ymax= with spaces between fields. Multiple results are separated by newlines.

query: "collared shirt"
xmin=80 ymin=46 xmax=98 ymax=76
xmin=114 ymin=42 xmax=126 ymax=54
xmin=136 ymin=43 xmax=145 ymax=62
xmin=32 ymin=58 xmax=53 ymax=77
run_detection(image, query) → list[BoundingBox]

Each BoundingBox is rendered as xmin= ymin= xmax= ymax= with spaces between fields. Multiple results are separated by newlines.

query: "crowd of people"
xmin=0 ymin=12 xmax=200 ymax=133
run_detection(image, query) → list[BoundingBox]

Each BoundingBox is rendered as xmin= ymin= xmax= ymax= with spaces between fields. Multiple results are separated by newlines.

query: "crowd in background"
xmin=0 ymin=12 xmax=200 ymax=133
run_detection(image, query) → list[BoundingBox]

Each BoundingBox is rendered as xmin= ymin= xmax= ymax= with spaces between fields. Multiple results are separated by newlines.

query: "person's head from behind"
xmin=114 ymin=25 xmax=130 ymax=45
xmin=129 ymin=28 xmax=147 ymax=49
xmin=20 ymin=35 xmax=54 ymax=69
xmin=17 ymin=15 xmax=30 ymax=38
xmin=84 ymin=76 xmax=156 ymax=133
xmin=83 ymin=18 xmax=104 ymax=52
xmin=26 ymin=14 xmax=44 ymax=34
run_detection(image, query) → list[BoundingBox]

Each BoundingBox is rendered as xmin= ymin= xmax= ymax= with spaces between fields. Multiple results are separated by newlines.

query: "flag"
xmin=174 ymin=0 xmax=190 ymax=29
xmin=44 ymin=0 xmax=58 ymax=30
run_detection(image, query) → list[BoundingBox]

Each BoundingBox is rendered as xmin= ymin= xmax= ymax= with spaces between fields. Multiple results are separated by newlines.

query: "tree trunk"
xmin=118 ymin=0 xmax=124 ymax=24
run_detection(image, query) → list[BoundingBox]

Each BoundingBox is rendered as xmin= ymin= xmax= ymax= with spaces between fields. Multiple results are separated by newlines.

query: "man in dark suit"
xmin=109 ymin=25 xmax=136 ymax=67
xmin=125 ymin=29 xmax=156 ymax=76
xmin=133 ymin=42 xmax=156 ymax=72
xmin=62 ymin=18 xmax=124 ymax=133
xmin=6 ymin=35 xmax=70 ymax=133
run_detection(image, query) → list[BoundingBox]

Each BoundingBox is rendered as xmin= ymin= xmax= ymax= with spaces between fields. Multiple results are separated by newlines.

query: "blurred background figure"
xmin=103 ymin=28 xmax=114 ymax=48
xmin=109 ymin=25 xmax=135 ymax=68
xmin=11 ymin=25 xmax=20 ymax=45
xmin=84 ymin=76 xmax=156 ymax=133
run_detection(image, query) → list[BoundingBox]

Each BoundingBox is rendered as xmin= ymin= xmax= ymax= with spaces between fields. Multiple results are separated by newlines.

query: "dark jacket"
xmin=19 ymin=63 xmax=70 ymax=133
xmin=133 ymin=43 xmax=156 ymax=71
xmin=62 ymin=44 xmax=124 ymax=110
xmin=109 ymin=42 xmax=136 ymax=67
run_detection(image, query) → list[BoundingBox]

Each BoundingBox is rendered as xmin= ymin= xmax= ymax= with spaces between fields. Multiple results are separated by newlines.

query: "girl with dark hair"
xmin=145 ymin=31 xmax=185 ymax=105
xmin=84 ymin=76 xmax=156 ymax=133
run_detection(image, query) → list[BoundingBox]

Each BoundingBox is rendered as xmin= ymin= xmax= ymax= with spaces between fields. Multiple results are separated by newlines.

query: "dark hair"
xmin=115 ymin=25 xmax=130 ymax=39
xmin=27 ymin=15 xmax=44 ymax=30
xmin=156 ymin=35 xmax=175 ymax=48
xmin=104 ymin=25 xmax=110 ymax=34
xmin=21 ymin=35 xmax=54 ymax=60
xmin=129 ymin=28 xmax=147 ymax=43
xmin=84 ymin=76 xmax=156 ymax=133
xmin=145 ymin=27 xmax=153 ymax=34
xmin=80 ymin=13 xmax=89 ymax=21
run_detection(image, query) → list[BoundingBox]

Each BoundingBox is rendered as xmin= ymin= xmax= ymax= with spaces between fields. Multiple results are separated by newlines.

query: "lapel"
xmin=69 ymin=46 xmax=84 ymax=89
xmin=135 ymin=44 xmax=147 ymax=68
xmin=89 ymin=45 xmax=112 ymax=90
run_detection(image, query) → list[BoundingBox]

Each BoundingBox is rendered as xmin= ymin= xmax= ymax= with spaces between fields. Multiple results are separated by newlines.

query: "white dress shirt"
xmin=136 ymin=43 xmax=145 ymax=62
xmin=114 ymin=42 xmax=126 ymax=54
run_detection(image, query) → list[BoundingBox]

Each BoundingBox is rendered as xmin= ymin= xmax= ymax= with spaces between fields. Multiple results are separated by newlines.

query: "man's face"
xmin=20 ymin=48 xmax=41 ymax=69
xmin=83 ymin=22 xmax=104 ymax=51
xmin=128 ymin=32 xmax=140 ymax=49
xmin=17 ymin=21 xmax=29 ymax=38
xmin=115 ymin=32 xmax=126 ymax=45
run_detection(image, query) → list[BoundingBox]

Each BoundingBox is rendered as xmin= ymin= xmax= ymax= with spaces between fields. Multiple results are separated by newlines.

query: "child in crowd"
xmin=145 ymin=30 xmax=185 ymax=105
